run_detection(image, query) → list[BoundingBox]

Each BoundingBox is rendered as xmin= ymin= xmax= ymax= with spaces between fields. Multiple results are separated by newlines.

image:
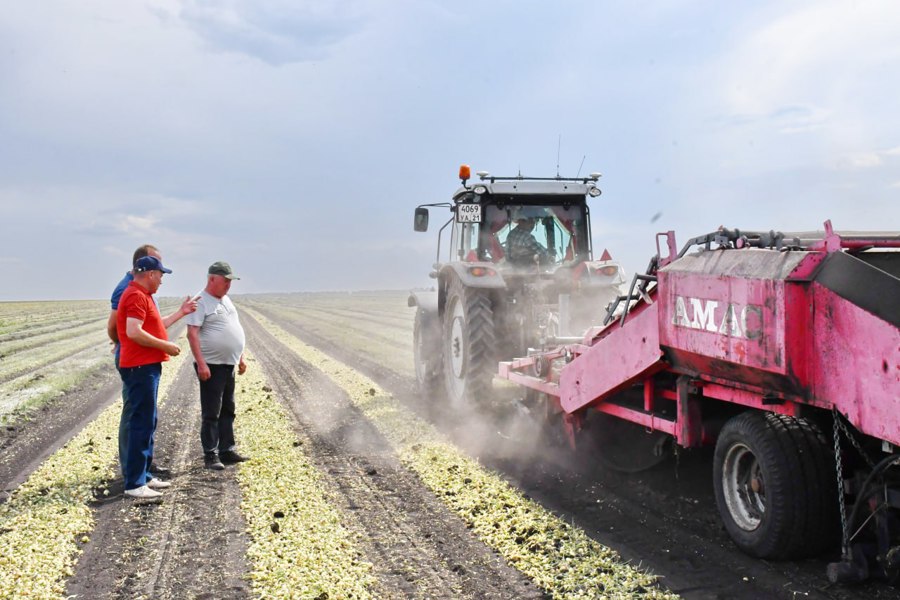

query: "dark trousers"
xmin=119 ymin=363 xmax=161 ymax=490
xmin=195 ymin=363 xmax=236 ymax=455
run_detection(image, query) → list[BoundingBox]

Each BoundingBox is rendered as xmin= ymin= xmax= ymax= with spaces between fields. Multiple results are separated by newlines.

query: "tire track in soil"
xmin=0 ymin=336 xmax=108 ymax=386
xmin=66 ymin=355 xmax=251 ymax=600
xmin=0 ymin=367 xmax=120 ymax=500
xmin=245 ymin=302 xmax=895 ymax=600
xmin=0 ymin=325 xmax=188 ymax=500
xmin=242 ymin=311 xmax=548 ymax=600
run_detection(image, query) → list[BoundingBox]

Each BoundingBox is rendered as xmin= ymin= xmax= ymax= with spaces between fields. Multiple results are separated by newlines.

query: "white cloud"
xmin=836 ymin=153 xmax=884 ymax=170
xmin=832 ymin=144 xmax=900 ymax=170
xmin=116 ymin=214 xmax=160 ymax=236
xmin=770 ymin=104 xmax=831 ymax=134
xmin=173 ymin=0 xmax=370 ymax=65
xmin=717 ymin=2 xmax=900 ymax=118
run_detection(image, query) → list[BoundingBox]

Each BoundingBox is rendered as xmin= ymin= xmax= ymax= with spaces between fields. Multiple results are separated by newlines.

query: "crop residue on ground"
xmin=235 ymin=351 xmax=375 ymax=599
xmin=244 ymin=307 xmax=678 ymax=600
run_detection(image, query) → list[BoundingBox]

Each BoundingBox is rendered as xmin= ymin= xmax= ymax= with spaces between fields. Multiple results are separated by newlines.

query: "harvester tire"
xmin=442 ymin=276 xmax=497 ymax=408
xmin=713 ymin=411 xmax=839 ymax=560
xmin=584 ymin=412 xmax=672 ymax=473
xmin=413 ymin=308 xmax=443 ymax=398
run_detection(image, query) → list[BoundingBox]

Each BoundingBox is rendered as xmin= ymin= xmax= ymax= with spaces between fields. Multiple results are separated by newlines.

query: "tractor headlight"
xmin=588 ymin=186 xmax=601 ymax=197
xmin=473 ymin=185 xmax=487 ymax=195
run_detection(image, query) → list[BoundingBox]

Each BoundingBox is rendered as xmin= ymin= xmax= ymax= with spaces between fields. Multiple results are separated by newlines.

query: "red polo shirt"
xmin=117 ymin=281 xmax=169 ymax=368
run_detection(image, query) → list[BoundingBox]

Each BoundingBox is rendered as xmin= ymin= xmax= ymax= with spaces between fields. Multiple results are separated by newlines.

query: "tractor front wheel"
xmin=442 ymin=276 xmax=496 ymax=408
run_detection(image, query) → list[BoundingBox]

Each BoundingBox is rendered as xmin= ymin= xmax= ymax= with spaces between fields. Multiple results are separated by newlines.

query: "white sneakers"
xmin=125 ymin=478 xmax=172 ymax=498
xmin=124 ymin=485 xmax=162 ymax=499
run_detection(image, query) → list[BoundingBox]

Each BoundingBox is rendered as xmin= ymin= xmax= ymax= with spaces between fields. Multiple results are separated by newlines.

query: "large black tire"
xmin=413 ymin=308 xmax=443 ymax=398
xmin=583 ymin=411 xmax=672 ymax=473
xmin=442 ymin=276 xmax=497 ymax=408
xmin=713 ymin=411 xmax=839 ymax=560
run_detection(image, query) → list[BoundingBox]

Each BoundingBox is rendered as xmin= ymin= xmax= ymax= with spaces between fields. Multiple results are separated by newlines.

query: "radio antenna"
xmin=575 ymin=155 xmax=586 ymax=178
xmin=556 ymin=135 xmax=562 ymax=177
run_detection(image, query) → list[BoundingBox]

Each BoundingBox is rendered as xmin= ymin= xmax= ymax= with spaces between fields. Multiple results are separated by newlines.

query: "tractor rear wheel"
xmin=713 ymin=411 xmax=838 ymax=559
xmin=442 ymin=276 xmax=497 ymax=408
xmin=413 ymin=308 xmax=443 ymax=398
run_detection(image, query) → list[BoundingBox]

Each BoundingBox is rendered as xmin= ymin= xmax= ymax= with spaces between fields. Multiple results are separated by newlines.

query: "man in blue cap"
xmin=117 ymin=255 xmax=196 ymax=499
xmin=108 ymin=244 xmax=194 ymax=479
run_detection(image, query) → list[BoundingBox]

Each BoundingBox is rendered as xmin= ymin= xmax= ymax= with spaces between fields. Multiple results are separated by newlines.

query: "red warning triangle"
xmin=600 ymin=248 xmax=612 ymax=261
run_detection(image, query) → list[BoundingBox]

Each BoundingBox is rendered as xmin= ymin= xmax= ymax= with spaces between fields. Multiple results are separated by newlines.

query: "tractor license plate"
xmin=456 ymin=204 xmax=482 ymax=223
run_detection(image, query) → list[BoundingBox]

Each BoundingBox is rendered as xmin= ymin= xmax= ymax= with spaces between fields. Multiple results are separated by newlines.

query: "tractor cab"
xmin=416 ymin=165 xmax=600 ymax=271
xmin=409 ymin=165 xmax=624 ymax=408
xmin=461 ymin=201 xmax=589 ymax=268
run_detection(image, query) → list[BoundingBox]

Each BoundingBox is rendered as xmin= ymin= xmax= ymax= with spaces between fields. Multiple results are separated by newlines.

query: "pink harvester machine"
xmin=499 ymin=221 xmax=900 ymax=583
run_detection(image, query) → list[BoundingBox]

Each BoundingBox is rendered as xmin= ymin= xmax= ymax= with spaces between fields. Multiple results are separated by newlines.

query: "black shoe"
xmin=219 ymin=450 xmax=249 ymax=464
xmin=204 ymin=453 xmax=225 ymax=470
xmin=149 ymin=462 xmax=171 ymax=476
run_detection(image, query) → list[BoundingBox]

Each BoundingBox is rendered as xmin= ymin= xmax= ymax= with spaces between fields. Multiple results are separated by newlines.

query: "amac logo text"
xmin=672 ymin=296 xmax=763 ymax=340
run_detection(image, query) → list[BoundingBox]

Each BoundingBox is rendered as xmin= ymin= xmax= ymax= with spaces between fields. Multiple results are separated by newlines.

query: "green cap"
xmin=208 ymin=261 xmax=240 ymax=280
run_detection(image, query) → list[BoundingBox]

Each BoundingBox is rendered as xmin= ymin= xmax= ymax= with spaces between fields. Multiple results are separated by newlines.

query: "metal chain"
xmin=833 ymin=410 xmax=850 ymax=560
xmin=835 ymin=410 xmax=877 ymax=469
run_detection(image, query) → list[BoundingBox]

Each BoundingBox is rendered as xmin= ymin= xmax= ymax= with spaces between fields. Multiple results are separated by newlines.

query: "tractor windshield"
xmin=480 ymin=203 xmax=589 ymax=265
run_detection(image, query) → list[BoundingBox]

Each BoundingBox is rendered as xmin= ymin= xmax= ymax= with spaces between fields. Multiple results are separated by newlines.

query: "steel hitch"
xmin=826 ymin=546 xmax=869 ymax=584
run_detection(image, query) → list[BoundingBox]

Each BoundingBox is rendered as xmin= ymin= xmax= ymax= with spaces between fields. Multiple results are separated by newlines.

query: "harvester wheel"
xmin=413 ymin=308 xmax=443 ymax=398
xmin=442 ymin=276 xmax=497 ymax=408
xmin=584 ymin=412 xmax=672 ymax=473
xmin=713 ymin=411 xmax=838 ymax=560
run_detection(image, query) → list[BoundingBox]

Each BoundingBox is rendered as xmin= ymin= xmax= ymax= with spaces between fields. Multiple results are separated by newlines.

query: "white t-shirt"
xmin=185 ymin=291 xmax=246 ymax=365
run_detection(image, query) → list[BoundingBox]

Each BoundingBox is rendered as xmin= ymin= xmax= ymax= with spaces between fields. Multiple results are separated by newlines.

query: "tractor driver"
xmin=506 ymin=217 xmax=553 ymax=266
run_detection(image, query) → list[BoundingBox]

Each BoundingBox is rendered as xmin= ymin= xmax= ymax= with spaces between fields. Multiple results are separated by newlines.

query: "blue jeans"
xmin=115 ymin=350 xmax=132 ymax=472
xmin=116 ymin=352 xmax=156 ymax=472
xmin=119 ymin=363 xmax=161 ymax=490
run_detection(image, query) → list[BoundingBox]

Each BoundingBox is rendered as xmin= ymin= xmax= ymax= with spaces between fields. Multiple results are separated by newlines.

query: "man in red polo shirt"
xmin=117 ymin=255 xmax=193 ymax=499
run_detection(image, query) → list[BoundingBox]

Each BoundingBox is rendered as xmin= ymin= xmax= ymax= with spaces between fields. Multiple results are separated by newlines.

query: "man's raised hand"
xmin=180 ymin=295 xmax=200 ymax=315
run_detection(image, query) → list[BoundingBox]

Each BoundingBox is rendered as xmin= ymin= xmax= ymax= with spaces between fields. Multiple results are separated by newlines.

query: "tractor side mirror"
xmin=414 ymin=207 xmax=429 ymax=232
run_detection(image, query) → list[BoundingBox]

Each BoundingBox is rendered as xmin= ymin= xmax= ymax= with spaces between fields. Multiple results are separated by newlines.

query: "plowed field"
xmin=0 ymin=293 xmax=896 ymax=599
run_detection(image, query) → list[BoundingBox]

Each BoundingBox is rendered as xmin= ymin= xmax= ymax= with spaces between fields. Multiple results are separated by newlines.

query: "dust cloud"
xmin=426 ymin=383 xmax=584 ymax=484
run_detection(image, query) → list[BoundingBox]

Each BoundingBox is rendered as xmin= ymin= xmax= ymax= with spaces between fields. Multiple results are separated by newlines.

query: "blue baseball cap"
xmin=134 ymin=255 xmax=172 ymax=274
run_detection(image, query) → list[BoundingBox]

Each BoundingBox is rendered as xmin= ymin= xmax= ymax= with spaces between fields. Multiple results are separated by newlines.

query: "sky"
xmin=1 ymin=0 xmax=899 ymax=301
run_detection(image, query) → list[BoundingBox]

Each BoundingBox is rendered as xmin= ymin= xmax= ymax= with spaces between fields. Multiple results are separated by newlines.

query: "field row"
xmin=241 ymin=303 xmax=412 ymax=377
xmin=244 ymin=307 xmax=675 ymax=599
xmin=0 ymin=295 xmax=674 ymax=599
xmin=0 ymin=300 xmax=109 ymax=338
xmin=0 ymin=291 xmax=414 ymax=430
xmin=0 ymin=339 xmax=191 ymax=597
xmin=0 ymin=298 xmax=184 ymax=424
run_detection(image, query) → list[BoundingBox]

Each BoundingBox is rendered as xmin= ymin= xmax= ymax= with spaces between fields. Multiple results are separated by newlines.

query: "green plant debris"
xmin=245 ymin=309 xmax=678 ymax=600
xmin=0 ymin=344 xmax=188 ymax=599
xmin=234 ymin=351 xmax=374 ymax=599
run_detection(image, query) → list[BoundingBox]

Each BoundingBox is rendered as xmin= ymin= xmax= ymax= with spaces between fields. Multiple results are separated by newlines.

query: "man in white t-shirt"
xmin=186 ymin=261 xmax=248 ymax=470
